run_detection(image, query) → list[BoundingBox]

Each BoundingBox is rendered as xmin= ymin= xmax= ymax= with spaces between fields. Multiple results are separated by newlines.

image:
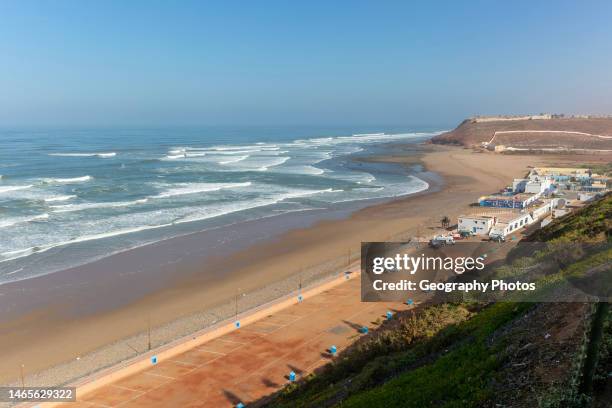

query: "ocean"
xmin=0 ymin=126 xmax=440 ymax=284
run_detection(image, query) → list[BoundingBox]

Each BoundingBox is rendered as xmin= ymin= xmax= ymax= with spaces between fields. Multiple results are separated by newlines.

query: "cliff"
xmin=431 ymin=117 xmax=612 ymax=151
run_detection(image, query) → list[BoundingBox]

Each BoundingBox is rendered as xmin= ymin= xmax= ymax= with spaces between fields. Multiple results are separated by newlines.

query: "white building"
xmin=513 ymin=171 xmax=553 ymax=197
xmin=531 ymin=200 xmax=553 ymax=219
xmin=512 ymin=178 xmax=528 ymax=193
xmin=489 ymin=212 xmax=534 ymax=238
xmin=525 ymin=177 xmax=552 ymax=195
xmin=458 ymin=215 xmax=495 ymax=235
xmin=578 ymin=193 xmax=595 ymax=202
xmin=487 ymin=200 xmax=552 ymax=238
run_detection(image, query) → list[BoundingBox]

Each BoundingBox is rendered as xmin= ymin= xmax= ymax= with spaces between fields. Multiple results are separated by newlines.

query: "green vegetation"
xmin=528 ymin=193 xmax=611 ymax=243
xmin=265 ymin=194 xmax=611 ymax=408
xmin=340 ymin=303 xmax=532 ymax=408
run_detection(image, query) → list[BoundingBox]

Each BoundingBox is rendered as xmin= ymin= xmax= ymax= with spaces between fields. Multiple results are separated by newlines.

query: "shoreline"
xmin=0 ymin=144 xmax=555 ymax=387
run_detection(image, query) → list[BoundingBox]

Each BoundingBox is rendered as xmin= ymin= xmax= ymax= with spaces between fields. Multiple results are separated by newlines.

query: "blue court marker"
xmin=330 ymin=345 xmax=337 ymax=356
xmin=236 ymin=403 xmax=245 ymax=408
xmin=361 ymin=326 xmax=369 ymax=334
xmin=289 ymin=371 xmax=296 ymax=382
xmin=235 ymin=321 xmax=241 ymax=328
xmin=151 ymin=356 xmax=158 ymax=365
xmin=386 ymin=311 xmax=393 ymax=320
xmin=406 ymin=299 xmax=414 ymax=305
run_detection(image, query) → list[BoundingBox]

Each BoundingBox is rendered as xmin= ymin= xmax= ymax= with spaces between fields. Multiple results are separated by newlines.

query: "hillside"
xmin=261 ymin=194 xmax=612 ymax=408
xmin=431 ymin=117 xmax=612 ymax=151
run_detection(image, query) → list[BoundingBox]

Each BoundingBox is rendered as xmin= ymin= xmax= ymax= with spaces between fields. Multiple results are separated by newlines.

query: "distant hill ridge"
xmin=431 ymin=116 xmax=612 ymax=152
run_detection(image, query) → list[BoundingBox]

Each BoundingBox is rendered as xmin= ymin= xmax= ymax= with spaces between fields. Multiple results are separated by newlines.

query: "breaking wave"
xmin=49 ymin=152 xmax=116 ymax=158
xmin=0 ymin=185 xmax=33 ymax=194
xmin=50 ymin=199 xmax=148 ymax=213
xmin=153 ymin=182 xmax=252 ymax=198
xmin=43 ymin=176 xmax=93 ymax=184
xmin=0 ymin=213 xmax=49 ymax=229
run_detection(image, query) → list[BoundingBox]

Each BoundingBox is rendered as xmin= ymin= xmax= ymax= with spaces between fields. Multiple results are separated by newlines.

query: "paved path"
xmin=59 ymin=276 xmax=407 ymax=407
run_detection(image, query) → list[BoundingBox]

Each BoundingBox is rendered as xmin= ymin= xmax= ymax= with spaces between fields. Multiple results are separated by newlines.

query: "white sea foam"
xmin=50 ymin=199 xmax=148 ymax=213
xmin=277 ymin=188 xmax=339 ymax=200
xmin=329 ymin=171 xmax=376 ymax=184
xmin=256 ymin=156 xmax=290 ymax=171
xmin=173 ymin=188 xmax=338 ymax=224
xmin=43 ymin=175 xmax=93 ymax=184
xmin=154 ymin=182 xmax=252 ymax=198
xmin=352 ymin=133 xmax=385 ymax=137
xmin=203 ymin=150 xmax=258 ymax=155
xmin=0 ymin=187 xmax=337 ymax=264
xmin=207 ymin=145 xmax=280 ymax=152
xmin=0 ymin=222 xmax=174 ymax=263
xmin=168 ymin=148 xmax=186 ymax=154
xmin=44 ymin=195 xmax=77 ymax=203
xmin=280 ymin=165 xmax=325 ymax=175
xmin=0 ymin=213 xmax=49 ymax=229
xmin=219 ymin=155 xmax=249 ymax=165
xmin=49 ymin=152 xmax=116 ymax=158
xmin=0 ymin=185 xmax=33 ymax=194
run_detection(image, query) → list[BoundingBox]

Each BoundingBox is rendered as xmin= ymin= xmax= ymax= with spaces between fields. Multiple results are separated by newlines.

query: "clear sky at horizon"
xmin=1 ymin=0 xmax=611 ymax=127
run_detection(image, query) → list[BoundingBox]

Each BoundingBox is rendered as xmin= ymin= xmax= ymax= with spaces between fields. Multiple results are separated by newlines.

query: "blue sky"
xmin=1 ymin=0 xmax=611 ymax=127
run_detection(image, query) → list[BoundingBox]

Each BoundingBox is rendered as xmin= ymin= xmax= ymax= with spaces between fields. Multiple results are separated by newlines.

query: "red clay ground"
xmin=58 ymin=276 xmax=409 ymax=407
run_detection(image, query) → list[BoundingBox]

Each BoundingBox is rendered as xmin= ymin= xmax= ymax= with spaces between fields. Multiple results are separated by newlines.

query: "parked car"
xmin=489 ymin=234 xmax=505 ymax=242
xmin=429 ymin=235 xmax=455 ymax=248
xmin=428 ymin=239 xmax=443 ymax=249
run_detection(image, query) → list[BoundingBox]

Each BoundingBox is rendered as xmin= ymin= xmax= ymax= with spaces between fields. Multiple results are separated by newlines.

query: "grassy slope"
xmin=265 ymin=194 xmax=611 ymax=408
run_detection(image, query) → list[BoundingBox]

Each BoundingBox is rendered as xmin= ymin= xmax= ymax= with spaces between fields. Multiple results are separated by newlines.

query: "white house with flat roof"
xmin=525 ymin=177 xmax=552 ymax=195
xmin=487 ymin=200 xmax=553 ymax=238
xmin=489 ymin=212 xmax=534 ymax=238
xmin=458 ymin=215 xmax=495 ymax=235
xmin=513 ymin=174 xmax=552 ymax=196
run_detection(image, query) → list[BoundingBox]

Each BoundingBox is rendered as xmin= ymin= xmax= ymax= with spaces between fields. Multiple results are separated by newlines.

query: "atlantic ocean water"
xmin=0 ymin=126 xmax=440 ymax=283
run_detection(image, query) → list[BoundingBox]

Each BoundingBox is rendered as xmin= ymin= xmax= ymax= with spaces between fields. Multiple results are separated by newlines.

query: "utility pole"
xmin=235 ymin=289 xmax=239 ymax=322
xmin=299 ymin=270 xmax=302 ymax=292
xmin=147 ymin=316 xmax=152 ymax=351
xmin=20 ymin=364 xmax=24 ymax=388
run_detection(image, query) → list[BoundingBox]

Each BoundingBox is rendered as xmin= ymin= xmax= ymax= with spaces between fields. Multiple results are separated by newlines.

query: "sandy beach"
xmin=0 ymin=144 xmax=584 ymax=387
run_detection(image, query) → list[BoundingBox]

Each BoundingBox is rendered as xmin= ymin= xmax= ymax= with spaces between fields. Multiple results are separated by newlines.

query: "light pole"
xmin=147 ymin=315 xmax=152 ymax=351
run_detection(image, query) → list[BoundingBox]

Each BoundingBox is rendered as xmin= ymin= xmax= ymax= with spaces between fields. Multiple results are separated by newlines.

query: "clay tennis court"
xmin=56 ymin=274 xmax=409 ymax=407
